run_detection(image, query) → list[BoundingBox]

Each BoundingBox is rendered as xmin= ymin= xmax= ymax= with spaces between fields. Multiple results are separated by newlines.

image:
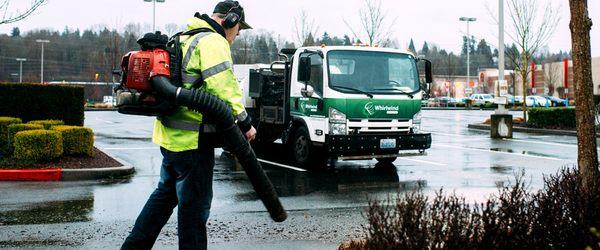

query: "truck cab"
xmin=242 ymin=46 xmax=432 ymax=168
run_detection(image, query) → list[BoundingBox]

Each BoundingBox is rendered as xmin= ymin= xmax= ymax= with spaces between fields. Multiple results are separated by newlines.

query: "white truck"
xmin=235 ymin=46 xmax=432 ymax=168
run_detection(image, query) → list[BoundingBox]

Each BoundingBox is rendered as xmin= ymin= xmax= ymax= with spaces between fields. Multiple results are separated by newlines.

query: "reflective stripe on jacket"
xmin=152 ymin=17 xmax=246 ymax=152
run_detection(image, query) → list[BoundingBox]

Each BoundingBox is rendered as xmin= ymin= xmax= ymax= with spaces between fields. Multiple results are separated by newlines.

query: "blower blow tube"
xmin=151 ymin=76 xmax=287 ymax=222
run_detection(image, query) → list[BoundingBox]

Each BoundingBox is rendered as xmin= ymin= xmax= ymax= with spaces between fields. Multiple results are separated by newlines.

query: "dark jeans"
xmin=122 ymin=147 xmax=214 ymax=250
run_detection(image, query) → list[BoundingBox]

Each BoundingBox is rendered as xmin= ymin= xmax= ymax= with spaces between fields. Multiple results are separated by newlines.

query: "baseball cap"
xmin=213 ymin=0 xmax=252 ymax=29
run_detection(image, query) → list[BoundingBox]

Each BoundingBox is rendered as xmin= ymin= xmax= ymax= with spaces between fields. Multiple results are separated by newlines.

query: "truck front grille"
xmin=348 ymin=119 xmax=411 ymax=134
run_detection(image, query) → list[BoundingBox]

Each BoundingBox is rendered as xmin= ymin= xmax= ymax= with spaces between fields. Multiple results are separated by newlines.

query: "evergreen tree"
xmin=303 ymin=33 xmax=315 ymax=46
xmin=408 ymin=38 xmax=416 ymax=53
xmin=11 ymin=27 xmax=20 ymax=37
xmin=343 ymin=35 xmax=352 ymax=46
xmin=320 ymin=32 xmax=332 ymax=45
xmin=420 ymin=41 xmax=430 ymax=56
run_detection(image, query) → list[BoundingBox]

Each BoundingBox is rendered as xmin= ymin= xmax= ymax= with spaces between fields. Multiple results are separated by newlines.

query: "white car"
xmin=526 ymin=95 xmax=550 ymax=107
xmin=469 ymin=94 xmax=495 ymax=105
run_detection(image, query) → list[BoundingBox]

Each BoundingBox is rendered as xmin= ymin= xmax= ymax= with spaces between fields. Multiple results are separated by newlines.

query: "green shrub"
xmin=28 ymin=119 xmax=65 ymax=129
xmin=6 ymin=123 xmax=45 ymax=154
xmin=528 ymin=107 xmax=576 ymax=129
xmin=0 ymin=83 xmax=84 ymax=126
xmin=13 ymin=130 xmax=63 ymax=162
xmin=0 ymin=116 xmax=22 ymax=154
xmin=50 ymin=125 xmax=94 ymax=157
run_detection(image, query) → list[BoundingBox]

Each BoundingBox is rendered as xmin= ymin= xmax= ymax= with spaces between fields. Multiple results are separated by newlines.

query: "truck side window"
xmin=308 ymin=54 xmax=323 ymax=96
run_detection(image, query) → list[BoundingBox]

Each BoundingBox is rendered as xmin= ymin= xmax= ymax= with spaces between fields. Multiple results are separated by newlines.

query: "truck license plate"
xmin=380 ymin=139 xmax=396 ymax=149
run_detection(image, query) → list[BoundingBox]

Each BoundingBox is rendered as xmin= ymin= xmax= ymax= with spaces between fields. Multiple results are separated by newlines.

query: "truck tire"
xmin=291 ymin=126 xmax=313 ymax=168
xmin=376 ymin=157 xmax=397 ymax=164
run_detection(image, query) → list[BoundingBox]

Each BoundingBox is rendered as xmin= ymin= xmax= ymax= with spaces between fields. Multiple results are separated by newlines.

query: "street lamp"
xmin=143 ymin=0 xmax=166 ymax=32
xmin=36 ymin=39 xmax=50 ymax=83
xmin=459 ymin=17 xmax=477 ymax=88
xmin=16 ymin=58 xmax=27 ymax=83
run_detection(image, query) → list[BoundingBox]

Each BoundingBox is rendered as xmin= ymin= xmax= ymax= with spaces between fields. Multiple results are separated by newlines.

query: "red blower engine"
xmin=115 ymin=32 xmax=178 ymax=116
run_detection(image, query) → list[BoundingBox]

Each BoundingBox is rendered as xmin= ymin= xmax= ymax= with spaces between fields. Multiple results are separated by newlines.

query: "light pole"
xmin=16 ymin=58 xmax=27 ymax=83
xmin=459 ymin=17 xmax=477 ymax=88
xmin=143 ymin=0 xmax=166 ymax=32
xmin=36 ymin=39 xmax=50 ymax=83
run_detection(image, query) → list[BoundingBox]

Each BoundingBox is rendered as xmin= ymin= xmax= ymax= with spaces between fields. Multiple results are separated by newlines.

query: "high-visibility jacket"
xmin=152 ymin=16 xmax=246 ymax=152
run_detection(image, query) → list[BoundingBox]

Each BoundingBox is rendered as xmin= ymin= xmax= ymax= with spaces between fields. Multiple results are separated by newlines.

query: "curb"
xmin=61 ymin=166 xmax=135 ymax=181
xmin=0 ymin=147 xmax=135 ymax=182
xmin=0 ymin=169 xmax=62 ymax=181
xmin=467 ymin=123 xmax=600 ymax=137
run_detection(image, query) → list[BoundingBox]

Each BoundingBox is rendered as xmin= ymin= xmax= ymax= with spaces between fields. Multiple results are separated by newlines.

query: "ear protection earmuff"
xmin=222 ymin=2 xmax=241 ymax=29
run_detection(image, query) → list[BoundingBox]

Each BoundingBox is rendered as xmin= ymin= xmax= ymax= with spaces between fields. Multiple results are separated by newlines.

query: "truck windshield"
xmin=327 ymin=50 xmax=420 ymax=95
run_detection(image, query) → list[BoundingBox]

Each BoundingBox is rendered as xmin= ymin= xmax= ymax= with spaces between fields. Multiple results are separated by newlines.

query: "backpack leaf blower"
xmin=116 ymin=31 xmax=287 ymax=222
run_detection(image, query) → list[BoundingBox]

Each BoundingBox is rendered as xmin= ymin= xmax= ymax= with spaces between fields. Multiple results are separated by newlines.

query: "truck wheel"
xmin=291 ymin=126 xmax=313 ymax=168
xmin=376 ymin=157 xmax=397 ymax=164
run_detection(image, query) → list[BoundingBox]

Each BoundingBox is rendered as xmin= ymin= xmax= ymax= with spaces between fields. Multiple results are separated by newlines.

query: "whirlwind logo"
xmin=364 ymin=102 xmax=375 ymax=116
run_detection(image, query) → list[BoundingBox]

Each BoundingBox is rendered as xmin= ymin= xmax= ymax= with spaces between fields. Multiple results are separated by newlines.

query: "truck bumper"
xmin=325 ymin=133 xmax=432 ymax=157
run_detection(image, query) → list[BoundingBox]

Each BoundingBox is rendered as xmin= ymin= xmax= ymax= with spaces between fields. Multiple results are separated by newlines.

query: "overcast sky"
xmin=1 ymin=0 xmax=599 ymax=56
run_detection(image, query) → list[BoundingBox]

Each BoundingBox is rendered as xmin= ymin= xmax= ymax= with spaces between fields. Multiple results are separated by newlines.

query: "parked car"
xmin=526 ymin=95 xmax=550 ymax=107
xmin=469 ymin=94 xmax=495 ymax=105
xmin=502 ymin=94 xmax=516 ymax=104
xmin=541 ymin=95 xmax=566 ymax=106
xmin=435 ymin=96 xmax=457 ymax=107
xmin=514 ymin=95 xmax=524 ymax=104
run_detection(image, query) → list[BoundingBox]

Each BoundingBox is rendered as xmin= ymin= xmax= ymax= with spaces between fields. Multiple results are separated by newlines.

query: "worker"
xmin=121 ymin=1 xmax=255 ymax=249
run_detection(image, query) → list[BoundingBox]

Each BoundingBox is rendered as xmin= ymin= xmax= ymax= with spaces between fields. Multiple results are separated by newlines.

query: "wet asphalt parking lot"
xmin=0 ymin=110 xmax=589 ymax=249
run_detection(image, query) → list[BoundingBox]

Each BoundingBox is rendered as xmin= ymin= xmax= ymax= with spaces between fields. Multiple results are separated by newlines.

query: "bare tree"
xmin=505 ymin=0 xmax=560 ymax=120
xmin=569 ymin=0 xmax=600 ymax=195
xmin=543 ymin=62 xmax=560 ymax=96
xmin=344 ymin=0 xmax=397 ymax=46
xmin=0 ymin=0 xmax=45 ymax=25
xmin=293 ymin=9 xmax=319 ymax=47
xmin=163 ymin=23 xmax=179 ymax=36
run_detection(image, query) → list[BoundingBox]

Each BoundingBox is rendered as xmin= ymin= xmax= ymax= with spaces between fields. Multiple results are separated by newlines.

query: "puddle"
xmin=0 ymin=199 xmax=93 ymax=225
xmin=490 ymin=148 xmax=557 ymax=158
xmin=234 ymin=165 xmax=426 ymax=200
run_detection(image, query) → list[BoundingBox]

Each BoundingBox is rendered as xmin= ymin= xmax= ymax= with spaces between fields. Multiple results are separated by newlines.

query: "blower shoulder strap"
xmin=167 ymin=28 xmax=215 ymax=88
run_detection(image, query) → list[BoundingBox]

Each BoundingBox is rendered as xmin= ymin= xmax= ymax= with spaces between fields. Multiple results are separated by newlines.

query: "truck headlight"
xmin=329 ymin=108 xmax=347 ymax=135
xmin=329 ymin=123 xmax=347 ymax=135
xmin=412 ymin=111 xmax=422 ymax=133
xmin=329 ymin=108 xmax=346 ymax=124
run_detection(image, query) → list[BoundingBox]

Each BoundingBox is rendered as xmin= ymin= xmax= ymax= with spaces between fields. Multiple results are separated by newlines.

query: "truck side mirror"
xmin=424 ymin=59 xmax=433 ymax=84
xmin=298 ymin=56 xmax=311 ymax=82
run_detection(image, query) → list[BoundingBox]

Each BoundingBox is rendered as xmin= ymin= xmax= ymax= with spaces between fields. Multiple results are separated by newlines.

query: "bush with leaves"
xmin=0 ymin=117 xmax=22 ymax=154
xmin=28 ymin=119 xmax=64 ymax=129
xmin=6 ymin=123 xmax=45 ymax=154
xmin=13 ymin=130 xmax=63 ymax=162
xmin=50 ymin=125 xmax=94 ymax=157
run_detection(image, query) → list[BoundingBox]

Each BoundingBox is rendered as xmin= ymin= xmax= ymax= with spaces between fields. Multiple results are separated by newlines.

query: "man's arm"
xmin=194 ymin=35 xmax=255 ymax=139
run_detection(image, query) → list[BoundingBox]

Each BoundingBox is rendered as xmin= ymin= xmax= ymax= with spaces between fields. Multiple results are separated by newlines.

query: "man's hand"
xmin=245 ymin=126 xmax=257 ymax=141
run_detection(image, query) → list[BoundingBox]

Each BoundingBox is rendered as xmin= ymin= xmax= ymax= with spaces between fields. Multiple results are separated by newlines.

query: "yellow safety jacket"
xmin=152 ymin=16 xmax=246 ymax=152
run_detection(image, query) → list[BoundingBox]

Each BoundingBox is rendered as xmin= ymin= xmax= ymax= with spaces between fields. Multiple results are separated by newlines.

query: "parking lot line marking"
xmin=400 ymin=157 xmax=447 ymax=166
xmin=103 ymin=147 xmax=156 ymax=150
xmin=434 ymin=144 xmax=564 ymax=161
xmin=257 ymin=159 xmax=307 ymax=172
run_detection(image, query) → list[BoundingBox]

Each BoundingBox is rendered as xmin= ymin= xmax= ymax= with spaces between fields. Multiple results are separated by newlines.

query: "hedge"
xmin=528 ymin=107 xmax=576 ymax=129
xmin=0 ymin=83 xmax=84 ymax=126
xmin=0 ymin=117 xmax=23 ymax=154
xmin=50 ymin=125 xmax=94 ymax=157
xmin=6 ymin=123 xmax=45 ymax=154
xmin=13 ymin=130 xmax=63 ymax=162
xmin=28 ymin=120 xmax=65 ymax=129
